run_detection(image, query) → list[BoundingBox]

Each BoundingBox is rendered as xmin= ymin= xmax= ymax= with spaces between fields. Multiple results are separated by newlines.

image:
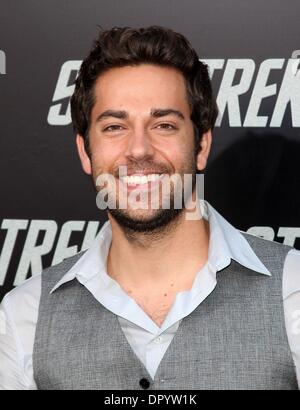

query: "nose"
xmin=124 ymin=125 xmax=155 ymax=161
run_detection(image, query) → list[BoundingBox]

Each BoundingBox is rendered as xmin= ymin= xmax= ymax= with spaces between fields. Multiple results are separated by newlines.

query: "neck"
xmin=106 ymin=205 xmax=210 ymax=293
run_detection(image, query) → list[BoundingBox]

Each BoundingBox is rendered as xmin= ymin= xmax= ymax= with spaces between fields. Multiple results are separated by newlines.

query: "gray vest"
xmin=33 ymin=233 xmax=298 ymax=390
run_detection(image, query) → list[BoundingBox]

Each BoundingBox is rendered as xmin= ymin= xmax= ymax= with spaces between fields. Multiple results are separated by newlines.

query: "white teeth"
xmin=121 ymin=174 xmax=162 ymax=185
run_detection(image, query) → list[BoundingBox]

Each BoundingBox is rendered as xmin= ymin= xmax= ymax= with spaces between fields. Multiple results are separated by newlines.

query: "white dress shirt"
xmin=0 ymin=200 xmax=300 ymax=390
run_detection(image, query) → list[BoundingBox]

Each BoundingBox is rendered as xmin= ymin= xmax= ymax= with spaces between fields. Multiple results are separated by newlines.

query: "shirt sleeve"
xmin=0 ymin=274 xmax=41 ymax=390
xmin=283 ymin=248 xmax=300 ymax=388
xmin=0 ymin=295 xmax=31 ymax=390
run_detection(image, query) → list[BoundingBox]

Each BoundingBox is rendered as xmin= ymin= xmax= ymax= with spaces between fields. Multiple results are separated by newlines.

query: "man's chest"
xmin=128 ymin=291 xmax=177 ymax=327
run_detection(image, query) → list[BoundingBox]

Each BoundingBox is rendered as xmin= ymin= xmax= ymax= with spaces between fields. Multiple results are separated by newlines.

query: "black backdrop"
xmin=0 ymin=0 xmax=300 ymax=301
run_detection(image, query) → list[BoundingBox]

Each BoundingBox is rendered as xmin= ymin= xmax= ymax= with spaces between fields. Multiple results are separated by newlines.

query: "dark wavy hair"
xmin=71 ymin=25 xmax=218 ymax=153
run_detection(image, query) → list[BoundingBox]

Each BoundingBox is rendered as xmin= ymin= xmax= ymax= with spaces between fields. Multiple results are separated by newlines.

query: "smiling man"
xmin=0 ymin=26 xmax=300 ymax=390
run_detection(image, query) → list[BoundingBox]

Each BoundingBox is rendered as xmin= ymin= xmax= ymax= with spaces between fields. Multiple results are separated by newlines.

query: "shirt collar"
xmin=50 ymin=220 xmax=112 ymax=294
xmin=202 ymin=201 xmax=270 ymax=276
xmin=50 ymin=200 xmax=270 ymax=294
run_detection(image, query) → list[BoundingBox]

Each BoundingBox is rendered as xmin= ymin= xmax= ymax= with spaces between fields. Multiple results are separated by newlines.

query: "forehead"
xmin=91 ymin=64 xmax=190 ymax=117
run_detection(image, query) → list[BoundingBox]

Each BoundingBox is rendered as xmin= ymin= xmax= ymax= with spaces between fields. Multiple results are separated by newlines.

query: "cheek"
xmin=89 ymin=140 xmax=124 ymax=175
xmin=175 ymin=144 xmax=198 ymax=174
xmin=174 ymin=141 xmax=195 ymax=162
xmin=154 ymin=138 xmax=193 ymax=172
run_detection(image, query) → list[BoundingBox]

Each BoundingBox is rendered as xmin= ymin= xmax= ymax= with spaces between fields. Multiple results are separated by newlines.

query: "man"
xmin=0 ymin=26 xmax=299 ymax=390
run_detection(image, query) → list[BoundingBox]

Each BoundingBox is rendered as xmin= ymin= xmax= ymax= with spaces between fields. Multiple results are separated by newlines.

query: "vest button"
xmin=139 ymin=378 xmax=150 ymax=389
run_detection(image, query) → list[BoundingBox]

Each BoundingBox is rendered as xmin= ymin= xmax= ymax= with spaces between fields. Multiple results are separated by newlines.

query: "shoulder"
xmin=239 ymin=230 xmax=294 ymax=278
xmin=285 ymin=247 xmax=300 ymax=261
xmin=1 ymin=251 xmax=86 ymax=317
xmin=283 ymin=247 xmax=300 ymax=299
xmin=241 ymin=230 xmax=292 ymax=260
xmin=40 ymin=251 xmax=86 ymax=291
xmin=241 ymin=230 xmax=292 ymax=252
xmin=241 ymin=231 xmax=300 ymax=286
xmin=1 ymin=273 xmax=42 ymax=320
xmin=41 ymin=251 xmax=86 ymax=279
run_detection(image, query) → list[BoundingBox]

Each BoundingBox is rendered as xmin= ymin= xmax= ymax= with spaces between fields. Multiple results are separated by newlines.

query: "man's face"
xmin=77 ymin=64 xmax=211 ymax=231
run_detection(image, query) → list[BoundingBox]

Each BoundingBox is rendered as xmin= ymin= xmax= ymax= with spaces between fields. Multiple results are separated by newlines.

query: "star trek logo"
xmin=0 ymin=219 xmax=101 ymax=286
xmin=47 ymin=53 xmax=300 ymax=128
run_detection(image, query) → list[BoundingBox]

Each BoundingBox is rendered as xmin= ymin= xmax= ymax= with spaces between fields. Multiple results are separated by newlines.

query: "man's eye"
xmin=103 ymin=125 xmax=124 ymax=132
xmin=156 ymin=123 xmax=177 ymax=130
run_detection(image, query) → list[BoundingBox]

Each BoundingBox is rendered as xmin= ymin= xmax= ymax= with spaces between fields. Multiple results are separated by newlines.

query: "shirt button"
xmin=139 ymin=378 xmax=150 ymax=389
xmin=154 ymin=336 xmax=163 ymax=344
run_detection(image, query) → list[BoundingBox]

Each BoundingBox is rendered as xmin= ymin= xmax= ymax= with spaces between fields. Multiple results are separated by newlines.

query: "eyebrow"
xmin=95 ymin=108 xmax=185 ymax=122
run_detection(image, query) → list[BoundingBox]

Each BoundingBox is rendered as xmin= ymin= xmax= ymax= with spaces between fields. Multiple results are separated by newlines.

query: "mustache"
xmin=112 ymin=161 xmax=172 ymax=177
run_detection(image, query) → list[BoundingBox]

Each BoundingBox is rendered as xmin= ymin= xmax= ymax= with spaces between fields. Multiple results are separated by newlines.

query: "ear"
xmin=196 ymin=129 xmax=212 ymax=171
xmin=76 ymin=134 xmax=92 ymax=175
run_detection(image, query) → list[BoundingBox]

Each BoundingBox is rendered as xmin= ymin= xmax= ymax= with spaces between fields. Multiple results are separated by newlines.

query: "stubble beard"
xmin=109 ymin=164 xmax=198 ymax=241
xmin=92 ymin=145 xmax=199 ymax=243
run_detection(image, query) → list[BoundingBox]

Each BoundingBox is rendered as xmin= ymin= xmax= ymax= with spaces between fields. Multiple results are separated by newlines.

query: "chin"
xmin=108 ymin=207 xmax=184 ymax=233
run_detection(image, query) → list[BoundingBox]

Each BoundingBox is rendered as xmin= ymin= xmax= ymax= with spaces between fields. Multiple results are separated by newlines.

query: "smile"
xmin=120 ymin=173 xmax=164 ymax=186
